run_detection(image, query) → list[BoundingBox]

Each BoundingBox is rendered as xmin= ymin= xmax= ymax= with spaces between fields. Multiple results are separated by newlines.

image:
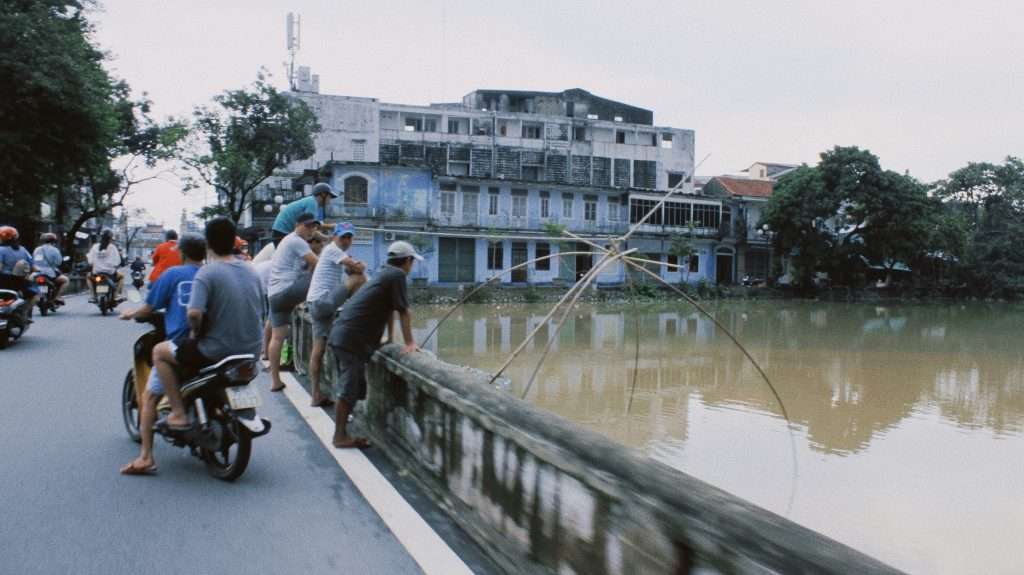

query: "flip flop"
xmin=333 ymin=437 xmax=371 ymax=449
xmin=270 ymin=384 xmax=286 ymax=392
xmin=310 ymin=398 xmax=334 ymax=408
xmin=120 ymin=462 xmax=158 ymax=476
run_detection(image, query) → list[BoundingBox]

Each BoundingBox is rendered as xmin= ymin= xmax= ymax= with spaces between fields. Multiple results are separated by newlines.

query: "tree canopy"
xmin=182 ymin=74 xmax=320 ymax=222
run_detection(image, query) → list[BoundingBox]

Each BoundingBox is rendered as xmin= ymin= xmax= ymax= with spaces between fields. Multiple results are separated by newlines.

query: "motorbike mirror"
xmin=127 ymin=289 xmax=143 ymax=304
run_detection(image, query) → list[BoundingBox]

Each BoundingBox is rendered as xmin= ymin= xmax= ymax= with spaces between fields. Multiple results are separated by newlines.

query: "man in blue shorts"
xmin=118 ymin=233 xmax=206 ymax=475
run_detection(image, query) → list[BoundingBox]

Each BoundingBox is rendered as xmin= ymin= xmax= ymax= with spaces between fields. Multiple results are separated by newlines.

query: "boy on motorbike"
xmin=150 ymin=217 xmax=264 ymax=435
xmin=32 ymin=233 xmax=68 ymax=304
xmin=118 ymin=233 xmax=206 ymax=476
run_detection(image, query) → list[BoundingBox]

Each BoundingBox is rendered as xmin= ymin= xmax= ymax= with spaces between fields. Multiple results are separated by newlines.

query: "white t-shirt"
xmin=306 ymin=242 xmax=349 ymax=303
xmin=267 ymin=232 xmax=312 ymax=297
xmin=87 ymin=244 xmax=121 ymax=274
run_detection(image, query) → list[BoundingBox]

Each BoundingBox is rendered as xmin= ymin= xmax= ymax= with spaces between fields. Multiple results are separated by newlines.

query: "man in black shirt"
xmin=328 ymin=240 xmax=421 ymax=448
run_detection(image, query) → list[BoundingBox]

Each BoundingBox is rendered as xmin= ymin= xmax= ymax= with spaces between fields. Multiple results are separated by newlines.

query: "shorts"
xmin=145 ymin=342 xmax=173 ymax=395
xmin=332 ymin=347 xmax=367 ymax=404
xmin=175 ymin=337 xmax=213 ymax=379
xmin=308 ymin=284 xmax=350 ymax=339
xmin=0 ymin=274 xmax=36 ymax=298
xmin=268 ymin=275 xmax=311 ymax=328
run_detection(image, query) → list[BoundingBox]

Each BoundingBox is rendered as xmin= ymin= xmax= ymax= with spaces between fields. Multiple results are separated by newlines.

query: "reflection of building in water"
xmin=418 ymin=302 xmax=1024 ymax=453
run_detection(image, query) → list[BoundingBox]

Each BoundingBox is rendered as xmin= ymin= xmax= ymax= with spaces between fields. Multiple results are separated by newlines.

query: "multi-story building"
xmin=244 ymin=86 xmax=759 ymax=285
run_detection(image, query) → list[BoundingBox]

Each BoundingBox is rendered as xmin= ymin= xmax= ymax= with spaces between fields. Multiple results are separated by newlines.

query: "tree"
xmin=0 ymin=1 xmax=118 ymax=219
xmin=669 ymin=232 xmax=696 ymax=284
xmin=762 ymin=165 xmax=836 ymax=288
xmin=182 ymin=73 xmax=320 ymax=222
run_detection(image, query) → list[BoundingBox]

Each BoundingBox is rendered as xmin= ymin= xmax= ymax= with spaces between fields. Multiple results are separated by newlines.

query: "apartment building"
xmin=245 ymin=86 xmax=756 ymax=285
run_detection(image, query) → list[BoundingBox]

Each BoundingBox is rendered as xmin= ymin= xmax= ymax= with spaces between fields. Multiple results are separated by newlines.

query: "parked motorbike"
xmin=32 ymin=274 xmax=63 ymax=316
xmin=92 ymin=272 xmax=118 ymax=315
xmin=0 ymin=287 xmax=30 ymax=349
xmin=122 ymin=312 xmax=271 ymax=481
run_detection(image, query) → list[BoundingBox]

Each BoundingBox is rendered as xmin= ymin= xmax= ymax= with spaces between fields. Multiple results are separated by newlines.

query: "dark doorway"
xmin=511 ymin=242 xmax=528 ymax=283
xmin=438 ymin=237 xmax=476 ymax=283
xmin=574 ymin=242 xmax=593 ymax=281
xmin=715 ymin=250 xmax=734 ymax=285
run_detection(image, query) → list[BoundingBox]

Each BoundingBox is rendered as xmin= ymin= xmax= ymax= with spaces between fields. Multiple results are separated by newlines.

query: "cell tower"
xmin=286 ymin=12 xmax=300 ymax=90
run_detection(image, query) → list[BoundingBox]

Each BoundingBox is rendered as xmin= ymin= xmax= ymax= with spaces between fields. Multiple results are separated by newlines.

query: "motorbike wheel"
xmin=0 ymin=330 xmax=8 ymax=350
xmin=38 ymin=301 xmax=48 ymax=316
xmin=100 ymin=299 xmax=109 ymax=315
xmin=200 ymin=407 xmax=252 ymax=482
xmin=122 ymin=369 xmax=141 ymax=443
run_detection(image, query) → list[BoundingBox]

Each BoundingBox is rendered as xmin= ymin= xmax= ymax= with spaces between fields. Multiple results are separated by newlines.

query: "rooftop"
xmin=711 ymin=176 xmax=774 ymax=199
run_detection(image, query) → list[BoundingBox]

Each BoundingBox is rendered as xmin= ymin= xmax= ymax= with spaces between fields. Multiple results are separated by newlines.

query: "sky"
xmin=91 ymin=0 xmax=1024 ymax=227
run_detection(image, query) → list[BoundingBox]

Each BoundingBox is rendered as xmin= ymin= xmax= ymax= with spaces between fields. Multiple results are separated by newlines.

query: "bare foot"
xmin=333 ymin=436 xmax=370 ymax=449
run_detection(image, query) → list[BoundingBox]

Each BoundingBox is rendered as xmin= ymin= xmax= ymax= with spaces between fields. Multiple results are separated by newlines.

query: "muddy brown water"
xmin=413 ymin=300 xmax=1024 ymax=574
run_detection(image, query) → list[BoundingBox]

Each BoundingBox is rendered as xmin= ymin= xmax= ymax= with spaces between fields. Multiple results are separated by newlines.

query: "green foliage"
xmin=182 ymin=72 xmax=321 ymax=221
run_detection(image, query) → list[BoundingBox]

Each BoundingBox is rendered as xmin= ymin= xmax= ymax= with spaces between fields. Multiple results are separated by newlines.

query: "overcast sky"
xmin=92 ymin=0 xmax=1024 ymax=226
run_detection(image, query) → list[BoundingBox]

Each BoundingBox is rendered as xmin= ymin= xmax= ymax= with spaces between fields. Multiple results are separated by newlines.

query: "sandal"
xmin=120 ymin=461 xmax=158 ymax=476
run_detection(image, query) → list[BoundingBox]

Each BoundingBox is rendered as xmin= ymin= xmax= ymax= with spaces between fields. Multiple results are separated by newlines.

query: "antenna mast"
xmin=286 ymin=12 xmax=301 ymax=90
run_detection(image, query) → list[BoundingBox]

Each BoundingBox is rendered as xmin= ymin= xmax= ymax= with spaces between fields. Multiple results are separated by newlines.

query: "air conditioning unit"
xmin=384 ymin=232 xmax=396 ymax=241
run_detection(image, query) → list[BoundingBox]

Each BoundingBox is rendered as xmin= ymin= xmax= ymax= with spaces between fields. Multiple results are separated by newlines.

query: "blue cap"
xmin=334 ymin=221 xmax=355 ymax=237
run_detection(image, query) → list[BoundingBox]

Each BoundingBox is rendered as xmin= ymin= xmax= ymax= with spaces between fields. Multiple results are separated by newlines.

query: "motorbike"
xmin=92 ymin=272 xmax=118 ymax=315
xmin=32 ymin=273 xmax=63 ymax=316
xmin=130 ymin=268 xmax=145 ymax=290
xmin=122 ymin=312 xmax=271 ymax=481
xmin=0 ymin=287 xmax=31 ymax=349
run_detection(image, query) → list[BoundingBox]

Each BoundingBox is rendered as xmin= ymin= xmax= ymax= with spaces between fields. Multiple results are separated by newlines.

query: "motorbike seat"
xmin=198 ymin=354 xmax=257 ymax=375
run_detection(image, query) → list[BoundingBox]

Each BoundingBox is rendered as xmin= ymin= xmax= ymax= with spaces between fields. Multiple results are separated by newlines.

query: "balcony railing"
xmin=431 ymin=213 xmax=627 ymax=235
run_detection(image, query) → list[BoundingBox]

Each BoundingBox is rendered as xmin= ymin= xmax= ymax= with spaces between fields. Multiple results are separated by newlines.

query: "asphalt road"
xmin=0 ymin=295 xmax=428 ymax=575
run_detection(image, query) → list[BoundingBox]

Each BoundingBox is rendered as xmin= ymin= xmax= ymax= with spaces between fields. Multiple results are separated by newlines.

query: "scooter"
xmin=92 ymin=272 xmax=118 ymax=315
xmin=32 ymin=273 xmax=63 ymax=316
xmin=130 ymin=269 xmax=145 ymax=290
xmin=121 ymin=312 xmax=271 ymax=481
xmin=0 ymin=287 xmax=30 ymax=349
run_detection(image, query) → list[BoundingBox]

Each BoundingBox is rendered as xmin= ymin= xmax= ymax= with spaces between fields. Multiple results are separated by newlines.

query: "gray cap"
xmin=387 ymin=240 xmax=423 ymax=261
xmin=311 ymin=182 xmax=337 ymax=198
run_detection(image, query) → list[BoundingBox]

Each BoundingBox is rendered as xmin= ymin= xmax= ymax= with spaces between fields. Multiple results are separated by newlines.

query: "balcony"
xmin=430 ymin=213 xmax=627 ymax=236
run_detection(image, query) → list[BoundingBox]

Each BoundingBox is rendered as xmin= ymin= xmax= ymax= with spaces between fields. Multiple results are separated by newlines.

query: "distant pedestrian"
xmin=267 ymin=212 xmax=320 ymax=392
xmin=306 ymin=222 xmax=366 ymax=407
xmin=271 ymin=182 xmax=337 ymax=246
xmin=149 ymin=230 xmax=181 ymax=284
xmin=328 ymin=241 xmax=421 ymax=448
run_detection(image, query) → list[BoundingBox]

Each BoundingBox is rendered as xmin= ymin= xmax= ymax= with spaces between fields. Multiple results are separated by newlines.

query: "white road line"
xmin=275 ymin=369 xmax=475 ymax=575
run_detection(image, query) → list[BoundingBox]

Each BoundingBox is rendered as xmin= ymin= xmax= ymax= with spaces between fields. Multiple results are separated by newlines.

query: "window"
xmin=693 ymin=203 xmax=722 ymax=228
xmin=440 ymin=191 xmax=456 ymax=215
xmin=607 ymin=196 xmax=620 ymax=221
xmin=448 ymin=118 xmax=460 ymax=134
xmin=562 ymin=194 xmax=574 ymax=219
xmin=488 ymin=188 xmax=500 ymax=216
xmin=462 ymin=186 xmax=479 ymax=221
xmin=642 ymin=132 xmax=657 ymax=146
xmin=522 ymin=123 xmax=542 ymax=139
xmin=661 ymin=133 xmax=674 ymax=149
xmin=424 ymin=118 xmax=437 ymax=133
xmin=615 ymin=130 xmax=626 ymax=144
xmin=584 ymin=195 xmax=597 ymax=222
xmin=573 ymin=126 xmax=587 ymax=141
xmin=689 ymin=255 xmax=699 ymax=273
xmin=344 ymin=176 xmax=368 ymax=205
xmin=668 ymin=172 xmax=685 ymax=189
xmin=535 ymin=243 xmax=551 ymax=271
xmin=487 ymin=241 xmax=504 ymax=270
xmin=667 ymin=254 xmax=679 ymax=268
xmin=539 ymin=191 xmax=550 ymax=218
xmin=352 ymin=139 xmax=366 ymax=162
xmin=664 ymin=201 xmax=690 ymax=227
xmin=511 ymin=190 xmax=527 ymax=218
xmin=404 ymin=117 xmax=422 ymax=132
xmin=473 ymin=118 xmax=493 ymax=136
xmin=629 ymin=198 xmax=662 ymax=225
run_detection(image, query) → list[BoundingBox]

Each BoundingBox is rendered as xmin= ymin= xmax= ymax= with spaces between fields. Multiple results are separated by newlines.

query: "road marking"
xmin=275 ymin=369 xmax=475 ymax=575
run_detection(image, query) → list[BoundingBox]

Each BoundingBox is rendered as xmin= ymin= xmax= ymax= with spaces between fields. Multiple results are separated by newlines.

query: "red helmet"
xmin=0 ymin=226 xmax=18 ymax=242
xmin=234 ymin=236 xmax=248 ymax=250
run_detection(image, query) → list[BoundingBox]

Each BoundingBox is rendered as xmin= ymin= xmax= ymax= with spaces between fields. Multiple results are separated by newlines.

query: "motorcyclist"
xmin=32 ymin=233 xmax=68 ymax=305
xmin=86 ymin=229 xmax=124 ymax=302
xmin=149 ymin=229 xmax=181 ymax=285
xmin=130 ymin=256 xmax=146 ymax=274
xmin=0 ymin=226 xmax=38 ymax=309
xmin=118 ymin=233 xmax=206 ymax=476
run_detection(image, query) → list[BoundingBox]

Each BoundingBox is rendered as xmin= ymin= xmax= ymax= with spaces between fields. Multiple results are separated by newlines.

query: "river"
xmin=412 ymin=300 xmax=1024 ymax=575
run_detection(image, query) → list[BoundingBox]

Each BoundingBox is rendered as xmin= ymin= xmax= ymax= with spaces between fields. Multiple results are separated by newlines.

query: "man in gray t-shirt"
xmin=151 ymin=217 xmax=266 ymax=431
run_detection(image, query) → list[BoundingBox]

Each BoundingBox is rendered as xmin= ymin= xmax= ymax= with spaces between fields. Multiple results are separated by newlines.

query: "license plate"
xmin=96 ymin=285 xmax=110 ymax=294
xmin=38 ymin=285 xmax=48 ymax=294
xmin=226 ymin=386 xmax=262 ymax=410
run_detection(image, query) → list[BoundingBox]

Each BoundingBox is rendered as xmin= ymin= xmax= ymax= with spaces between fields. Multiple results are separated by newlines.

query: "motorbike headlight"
xmin=224 ymin=360 xmax=260 ymax=383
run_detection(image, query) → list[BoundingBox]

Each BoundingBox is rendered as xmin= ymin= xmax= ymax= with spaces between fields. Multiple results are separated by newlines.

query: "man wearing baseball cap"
xmin=327 ymin=240 xmax=422 ymax=448
xmin=271 ymin=182 xmax=337 ymax=246
xmin=267 ymin=211 xmax=320 ymax=392
xmin=305 ymin=222 xmax=367 ymax=407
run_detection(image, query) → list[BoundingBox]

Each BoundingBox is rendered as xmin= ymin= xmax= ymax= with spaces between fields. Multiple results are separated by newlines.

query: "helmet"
xmin=41 ymin=232 xmax=57 ymax=243
xmin=0 ymin=226 xmax=18 ymax=242
xmin=234 ymin=236 xmax=248 ymax=250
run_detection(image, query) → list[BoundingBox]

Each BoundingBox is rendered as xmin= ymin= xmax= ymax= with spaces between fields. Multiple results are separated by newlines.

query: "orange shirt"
xmin=149 ymin=240 xmax=182 ymax=283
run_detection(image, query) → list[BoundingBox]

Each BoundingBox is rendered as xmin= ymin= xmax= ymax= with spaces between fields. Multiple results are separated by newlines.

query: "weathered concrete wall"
xmin=291 ymin=310 xmax=902 ymax=575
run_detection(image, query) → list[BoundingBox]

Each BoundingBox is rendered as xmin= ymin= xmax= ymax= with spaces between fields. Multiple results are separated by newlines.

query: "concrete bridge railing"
xmin=291 ymin=309 xmax=902 ymax=575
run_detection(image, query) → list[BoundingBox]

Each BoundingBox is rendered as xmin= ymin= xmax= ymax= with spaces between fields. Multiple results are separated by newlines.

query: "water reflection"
xmin=417 ymin=302 xmax=1024 ymax=455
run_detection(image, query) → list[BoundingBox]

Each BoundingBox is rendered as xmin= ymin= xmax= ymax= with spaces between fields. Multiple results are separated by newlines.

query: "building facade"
xmin=245 ymin=87 xmax=762 ymax=285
